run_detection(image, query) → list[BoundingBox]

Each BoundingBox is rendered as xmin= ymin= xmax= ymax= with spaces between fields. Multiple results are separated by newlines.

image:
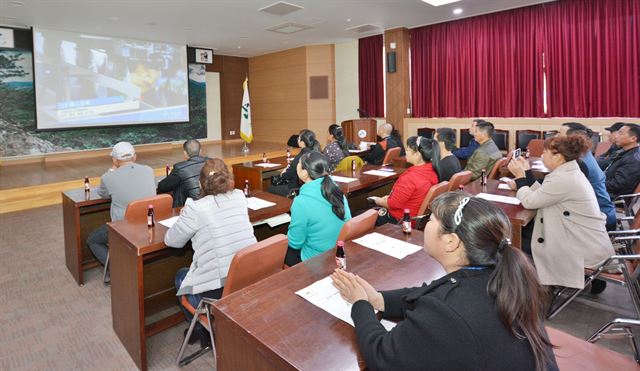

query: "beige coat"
xmin=516 ymin=160 xmax=614 ymax=289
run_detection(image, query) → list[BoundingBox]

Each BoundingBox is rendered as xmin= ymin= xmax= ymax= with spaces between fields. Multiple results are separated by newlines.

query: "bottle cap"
xmin=148 ymin=204 xmax=154 ymax=208
xmin=337 ymin=241 xmax=344 ymax=247
xmin=404 ymin=208 xmax=410 ymax=213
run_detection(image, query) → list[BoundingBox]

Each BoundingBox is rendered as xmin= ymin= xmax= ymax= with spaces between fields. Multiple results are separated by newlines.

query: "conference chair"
xmin=447 ymin=170 xmax=473 ymax=191
xmin=544 ymin=130 xmax=559 ymax=139
xmin=587 ymin=319 xmax=640 ymax=363
xmin=547 ymin=213 xmax=640 ymax=320
xmin=590 ymin=132 xmax=602 ymax=153
xmin=516 ymin=130 xmax=541 ymax=151
xmin=336 ymin=209 xmax=377 ymax=242
xmin=416 ymin=127 xmax=436 ymax=139
xmin=491 ymin=129 xmax=509 ymax=151
xmin=594 ymin=141 xmax=613 ymax=158
xmin=103 ymin=194 xmax=173 ymax=284
xmin=415 ymin=181 xmax=449 ymax=230
xmin=382 ymin=147 xmax=402 ymax=166
xmin=459 ymin=129 xmax=473 ymax=148
xmin=527 ymin=139 xmax=545 ymax=157
xmin=334 ymin=155 xmax=364 ymax=173
xmin=614 ymin=182 xmax=640 ymax=218
xmin=176 ymin=234 xmax=288 ymax=367
xmin=488 ymin=158 xmax=509 ymax=180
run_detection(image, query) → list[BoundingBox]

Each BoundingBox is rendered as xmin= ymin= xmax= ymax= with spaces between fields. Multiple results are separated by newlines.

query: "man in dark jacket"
xmin=605 ymin=124 xmax=640 ymax=200
xmin=364 ymin=123 xmax=405 ymax=165
xmin=157 ymin=139 xmax=208 ymax=207
xmin=596 ymin=122 xmax=625 ymax=170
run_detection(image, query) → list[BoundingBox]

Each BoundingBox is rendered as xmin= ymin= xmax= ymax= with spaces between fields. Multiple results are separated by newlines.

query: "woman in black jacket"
xmin=268 ymin=129 xmax=320 ymax=196
xmin=332 ymin=192 xmax=558 ymax=371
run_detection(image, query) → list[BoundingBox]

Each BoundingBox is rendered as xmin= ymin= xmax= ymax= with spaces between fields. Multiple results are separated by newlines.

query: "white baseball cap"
xmin=111 ymin=142 xmax=135 ymax=160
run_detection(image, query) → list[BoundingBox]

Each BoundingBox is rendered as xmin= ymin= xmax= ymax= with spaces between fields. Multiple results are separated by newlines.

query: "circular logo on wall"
xmin=358 ymin=129 xmax=367 ymax=139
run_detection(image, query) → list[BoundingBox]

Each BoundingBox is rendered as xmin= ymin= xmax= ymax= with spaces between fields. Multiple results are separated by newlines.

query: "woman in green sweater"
xmin=285 ymin=152 xmax=352 ymax=266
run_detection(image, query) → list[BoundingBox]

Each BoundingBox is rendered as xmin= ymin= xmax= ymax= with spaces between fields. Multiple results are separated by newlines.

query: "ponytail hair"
xmin=430 ymin=192 xmax=555 ymax=371
xmin=329 ymin=124 xmax=349 ymax=154
xmin=300 ymin=151 xmax=346 ymax=220
xmin=299 ymin=129 xmax=321 ymax=151
xmin=407 ymin=136 xmax=441 ymax=177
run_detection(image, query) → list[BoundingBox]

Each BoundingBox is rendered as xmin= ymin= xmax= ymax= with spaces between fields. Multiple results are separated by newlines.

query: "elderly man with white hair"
xmin=364 ymin=123 xmax=405 ymax=165
xmin=86 ymin=142 xmax=156 ymax=269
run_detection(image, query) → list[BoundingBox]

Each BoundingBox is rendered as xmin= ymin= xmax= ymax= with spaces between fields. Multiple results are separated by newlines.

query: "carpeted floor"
xmin=0 ymin=204 xmax=635 ymax=369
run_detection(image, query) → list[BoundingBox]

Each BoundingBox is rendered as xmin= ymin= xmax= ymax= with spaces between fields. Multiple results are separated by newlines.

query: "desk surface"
xmin=107 ymin=190 xmax=292 ymax=256
xmin=463 ymin=178 xmax=535 ymax=227
xmin=212 ymin=224 xmax=446 ymax=370
xmin=333 ymin=164 xmax=406 ymax=195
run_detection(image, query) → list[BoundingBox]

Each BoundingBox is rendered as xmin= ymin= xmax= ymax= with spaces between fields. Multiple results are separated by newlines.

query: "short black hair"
xmin=476 ymin=121 xmax=495 ymax=137
xmin=562 ymin=122 xmax=593 ymax=138
xmin=624 ymin=123 xmax=640 ymax=141
xmin=436 ymin=128 xmax=457 ymax=151
xmin=183 ymin=139 xmax=201 ymax=157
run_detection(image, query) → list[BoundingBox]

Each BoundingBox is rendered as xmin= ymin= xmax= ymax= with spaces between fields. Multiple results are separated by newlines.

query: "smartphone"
xmin=513 ymin=148 xmax=521 ymax=159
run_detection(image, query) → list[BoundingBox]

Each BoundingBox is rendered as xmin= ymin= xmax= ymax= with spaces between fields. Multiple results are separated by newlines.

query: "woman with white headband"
xmin=332 ymin=192 xmax=558 ymax=371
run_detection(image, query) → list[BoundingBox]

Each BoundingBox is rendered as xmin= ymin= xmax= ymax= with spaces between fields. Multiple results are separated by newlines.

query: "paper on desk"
xmin=497 ymin=184 xmax=513 ymax=190
xmin=352 ymin=232 xmax=422 ymax=259
xmin=254 ymin=163 xmax=281 ymax=168
xmin=159 ymin=216 xmax=179 ymax=228
xmin=476 ymin=193 xmax=521 ymax=205
xmin=252 ymin=213 xmax=291 ymax=228
xmin=363 ymin=170 xmax=396 ymax=177
xmin=348 ymin=149 xmax=364 ymax=153
xmin=331 ymin=175 xmax=357 ymax=183
xmin=247 ymin=197 xmax=276 ymax=210
xmin=296 ymin=276 xmax=355 ymax=326
xmin=499 ymin=177 xmax=512 ymax=183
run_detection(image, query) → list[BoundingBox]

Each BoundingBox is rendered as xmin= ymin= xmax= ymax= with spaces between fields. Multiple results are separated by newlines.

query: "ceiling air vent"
xmin=345 ymin=24 xmax=380 ymax=33
xmin=258 ymin=1 xmax=304 ymax=16
xmin=266 ymin=22 xmax=312 ymax=34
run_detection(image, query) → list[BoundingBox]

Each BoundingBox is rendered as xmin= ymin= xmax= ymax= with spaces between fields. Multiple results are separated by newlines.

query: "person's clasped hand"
xmin=331 ymin=269 xmax=385 ymax=311
xmin=507 ymin=156 xmax=530 ymax=179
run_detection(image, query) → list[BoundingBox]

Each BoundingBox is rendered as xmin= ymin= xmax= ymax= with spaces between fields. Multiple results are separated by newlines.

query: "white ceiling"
xmin=1 ymin=0 xmax=555 ymax=58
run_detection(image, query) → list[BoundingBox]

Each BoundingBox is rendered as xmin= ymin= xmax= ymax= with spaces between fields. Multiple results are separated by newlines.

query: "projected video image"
xmin=33 ymin=28 xmax=189 ymax=129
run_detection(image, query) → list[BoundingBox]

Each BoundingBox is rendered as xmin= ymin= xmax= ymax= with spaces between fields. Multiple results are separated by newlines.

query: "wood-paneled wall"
xmin=306 ymin=45 xmax=336 ymax=145
xmin=385 ymin=28 xmax=411 ymax=136
xmin=206 ymin=55 xmax=249 ymax=140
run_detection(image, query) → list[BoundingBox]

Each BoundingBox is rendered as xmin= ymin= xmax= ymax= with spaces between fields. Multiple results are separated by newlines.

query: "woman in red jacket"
xmin=369 ymin=136 xmax=440 ymax=226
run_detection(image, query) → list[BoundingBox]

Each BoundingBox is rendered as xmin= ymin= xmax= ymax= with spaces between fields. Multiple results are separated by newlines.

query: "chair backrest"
xmin=459 ymin=129 xmax=472 ymax=147
xmin=594 ymin=141 xmax=612 ymax=157
xmin=416 ymin=127 xmax=435 ymax=139
xmin=334 ymin=155 xmax=364 ymax=173
xmin=516 ymin=130 xmax=541 ymax=150
xmin=527 ymin=139 xmax=545 ymax=157
xmin=488 ymin=157 xmax=508 ymax=180
xmin=336 ymin=209 xmax=377 ymax=242
xmin=447 ymin=171 xmax=473 ymax=191
xmin=417 ymin=181 xmax=450 ymax=216
xmin=543 ymin=130 xmax=559 ymax=139
xmin=222 ymin=234 xmax=288 ymax=296
xmin=492 ymin=129 xmax=509 ymax=151
xmin=590 ymin=132 xmax=601 ymax=153
xmin=124 ymin=194 xmax=173 ymax=222
xmin=382 ymin=147 xmax=402 ymax=165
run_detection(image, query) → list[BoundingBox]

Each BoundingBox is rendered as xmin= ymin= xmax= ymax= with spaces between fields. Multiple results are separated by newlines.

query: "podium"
xmin=341 ymin=119 xmax=377 ymax=145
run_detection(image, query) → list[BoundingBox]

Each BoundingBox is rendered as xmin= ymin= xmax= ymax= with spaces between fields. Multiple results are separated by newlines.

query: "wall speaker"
xmin=387 ymin=51 xmax=396 ymax=73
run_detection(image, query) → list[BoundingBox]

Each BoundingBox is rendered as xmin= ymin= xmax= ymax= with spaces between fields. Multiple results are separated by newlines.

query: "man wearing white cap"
xmin=87 ymin=142 xmax=156 ymax=268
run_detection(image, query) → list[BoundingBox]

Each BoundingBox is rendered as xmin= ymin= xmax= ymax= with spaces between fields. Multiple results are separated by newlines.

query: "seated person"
xmin=596 ymin=122 xmax=625 ymax=170
xmin=464 ymin=121 xmax=502 ymax=180
xmin=323 ymin=124 xmax=349 ymax=172
xmin=605 ymin=123 xmax=640 ymax=200
xmin=369 ymin=136 xmax=440 ymax=226
xmin=364 ymin=123 xmax=405 ymax=165
xmin=285 ymin=152 xmax=351 ymax=266
xmin=559 ymin=123 xmax=616 ymax=230
xmin=86 ymin=142 xmax=156 ymax=266
xmin=331 ymin=192 xmax=559 ymax=371
xmin=165 ymin=158 xmax=257 ymax=347
xmin=453 ymin=119 xmax=484 ymax=160
xmin=157 ymin=139 xmax=208 ymax=207
xmin=508 ymin=136 xmax=614 ymax=290
xmin=435 ymin=128 xmax=462 ymax=181
xmin=268 ymin=129 xmax=320 ymax=197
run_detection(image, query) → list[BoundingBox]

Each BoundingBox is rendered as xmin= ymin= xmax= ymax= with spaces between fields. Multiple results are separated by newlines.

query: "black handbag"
xmin=270 ymin=175 xmax=290 ymax=186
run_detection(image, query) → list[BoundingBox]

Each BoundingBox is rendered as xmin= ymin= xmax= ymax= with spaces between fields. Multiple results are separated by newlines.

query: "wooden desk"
xmin=232 ymin=157 xmax=290 ymax=192
xmin=108 ymin=190 xmax=292 ymax=371
xmin=333 ymin=165 xmax=406 ymax=212
xmin=212 ymin=224 xmax=446 ymax=370
xmin=62 ymin=187 xmax=111 ymax=285
xmin=463 ymin=179 xmax=535 ymax=248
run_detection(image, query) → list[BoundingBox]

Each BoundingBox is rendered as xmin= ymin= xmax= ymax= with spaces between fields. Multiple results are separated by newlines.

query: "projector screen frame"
xmin=32 ymin=27 xmax=191 ymax=131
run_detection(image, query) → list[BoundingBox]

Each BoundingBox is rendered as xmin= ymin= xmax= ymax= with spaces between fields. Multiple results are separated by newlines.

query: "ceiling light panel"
xmin=259 ymin=1 xmax=304 ymax=16
xmin=345 ymin=24 xmax=380 ymax=33
xmin=265 ymin=22 xmax=311 ymax=34
xmin=421 ymin=0 xmax=461 ymax=6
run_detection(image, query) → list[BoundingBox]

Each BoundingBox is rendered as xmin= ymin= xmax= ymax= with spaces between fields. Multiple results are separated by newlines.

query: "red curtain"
xmin=544 ymin=0 xmax=640 ymax=117
xmin=358 ymin=35 xmax=384 ymax=118
xmin=410 ymin=0 xmax=640 ymax=118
